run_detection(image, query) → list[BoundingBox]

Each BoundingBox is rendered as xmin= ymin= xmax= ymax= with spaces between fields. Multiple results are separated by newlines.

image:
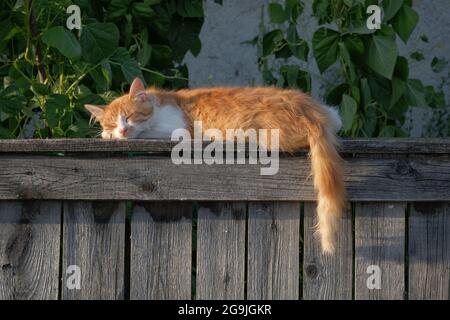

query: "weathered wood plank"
xmin=196 ymin=202 xmax=246 ymax=300
xmin=61 ymin=201 xmax=125 ymax=300
xmin=355 ymin=203 xmax=406 ymax=300
xmin=130 ymin=202 xmax=192 ymax=300
xmin=1 ymin=155 xmax=450 ymax=201
xmin=0 ymin=201 xmax=61 ymax=300
xmin=409 ymin=203 xmax=450 ymax=300
xmin=303 ymin=202 xmax=353 ymax=300
xmin=0 ymin=138 xmax=449 ymax=154
xmin=247 ymin=202 xmax=300 ymax=300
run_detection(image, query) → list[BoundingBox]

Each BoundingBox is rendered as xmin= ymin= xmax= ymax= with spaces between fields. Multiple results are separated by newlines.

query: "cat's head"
xmin=85 ymin=78 xmax=157 ymax=139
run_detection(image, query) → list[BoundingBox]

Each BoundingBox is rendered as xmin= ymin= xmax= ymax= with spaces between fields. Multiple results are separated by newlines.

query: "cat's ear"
xmin=129 ymin=78 xmax=146 ymax=98
xmin=85 ymin=104 xmax=105 ymax=122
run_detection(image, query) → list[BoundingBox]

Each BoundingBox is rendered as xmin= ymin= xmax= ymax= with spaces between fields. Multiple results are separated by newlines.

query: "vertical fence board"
xmin=303 ymin=202 xmax=353 ymax=300
xmin=0 ymin=201 xmax=61 ymax=300
xmin=62 ymin=201 xmax=125 ymax=300
xmin=130 ymin=202 xmax=192 ymax=300
xmin=409 ymin=203 xmax=450 ymax=300
xmin=196 ymin=202 xmax=246 ymax=300
xmin=355 ymin=202 xmax=406 ymax=300
xmin=247 ymin=202 xmax=300 ymax=300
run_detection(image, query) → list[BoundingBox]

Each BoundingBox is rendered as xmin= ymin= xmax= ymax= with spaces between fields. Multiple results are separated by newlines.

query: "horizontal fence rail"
xmin=0 ymin=139 xmax=449 ymax=201
xmin=0 ymin=138 xmax=449 ymax=300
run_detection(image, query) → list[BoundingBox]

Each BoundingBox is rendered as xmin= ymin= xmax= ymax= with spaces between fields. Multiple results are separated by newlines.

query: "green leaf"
xmin=410 ymin=51 xmax=424 ymax=61
xmin=190 ymin=36 xmax=202 ymax=57
xmin=269 ymin=3 xmax=287 ymax=24
xmin=312 ymin=0 xmax=332 ymax=24
xmin=80 ymin=23 xmax=120 ymax=63
xmin=44 ymin=94 xmax=70 ymax=129
xmin=379 ymin=125 xmax=396 ymax=137
xmin=338 ymin=42 xmax=357 ymax=83
xmin=286 ymin=24 xmax=309 ymax=61
xmin=89 ymin=62 xmax=112 ymax=92
xmin=167 ymin=16 xmax=203 ymax=62
xmin=366 ymin=32 xmax=398 ymax=79
xmin=283 ymin=65 xmax=298 ymax=87
xmin=285 ymin=0 xmax=304 ymax=21
xmin=344 ymin=35 xmax=364 ymax=56
xmin=391 ymin=4 xmax=419 ymax=42
xmin=108 ymin=0 xmax=132 ymax=19
xmin=137 ymin=30 xmax=152 ymax=67
xmin=368 ymin=75 xmax=392 ymax=108
xmin=177 ymin=0 xmax=203 ymax=17
xmin=341 ymin=94 xmax=358 ymax=131
xmin=431 ymin=57 xmax=448 ymax=73
xmin=132 ymin=2 xmax=156 ymax=18
xmin=382 ymin=0 xmax=403 ymax=22
xmin=0 ymin=93 xmax=27 ymax=116
xmin=312 ymin=28 xmax=340 ymax=73
xmin=150 ymin=44 xmax=173 ymax=68
xmin=420 ymin=34 xmax=429 ymax=43
xmin=360 ymin=78 xmax=372 ymax=107
xmin=351 ymin=86 xmax=361 ymax=105
xmin=390 ymin=77 xmax=406 ymax=108
xmin=280 ymin=65 xmax=311 ymax=92
xmin=406 ymin=79 xmax=427 ymax=107
xmin=326 ymin=83 xmax=349 ymax=106
xmin=262 ymin=29 xmax=284 ymax=57
xmin=348 ymin=19 xmax=377 ymax=35
xmin=274 ymin=40 xmax=292 ymax=59
xmin=31 ymin=82 xmax=49 ymax=96
xmin=343 ymin=0 xmax=353 ymax=7
xmin=42 ymin=26 xmax=81 ymax=60
xmin=110 ymin=48 xmax=144 ymax=85
xmin=0 ymin=125 xmax=14 ymax=138
xmin=394 ymin=56 xmax=409 ymax=80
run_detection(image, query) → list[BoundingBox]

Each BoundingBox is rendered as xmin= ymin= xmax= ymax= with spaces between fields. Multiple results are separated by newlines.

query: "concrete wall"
xmin=184 ymin=0 xmax=450 ymax=136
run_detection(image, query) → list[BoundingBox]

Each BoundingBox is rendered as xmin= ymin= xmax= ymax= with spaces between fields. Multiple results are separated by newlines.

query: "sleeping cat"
xmin=86 ymin=78 xmax=346 ymax=254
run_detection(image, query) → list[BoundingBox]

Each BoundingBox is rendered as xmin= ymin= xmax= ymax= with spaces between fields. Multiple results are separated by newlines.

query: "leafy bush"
xmin=254 ymin=0 xmax=448 ymax=137
xmin=0 ymin=0 xmax=204 ymax=138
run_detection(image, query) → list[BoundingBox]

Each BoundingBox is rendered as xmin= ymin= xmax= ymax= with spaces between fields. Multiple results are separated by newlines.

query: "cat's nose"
xmin=119 ymin=127 xmax=128 ymax=136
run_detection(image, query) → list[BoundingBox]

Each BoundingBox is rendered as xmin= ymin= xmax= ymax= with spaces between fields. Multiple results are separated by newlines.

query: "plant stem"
xmin=27 ymin=0 xmax=46 ymax=83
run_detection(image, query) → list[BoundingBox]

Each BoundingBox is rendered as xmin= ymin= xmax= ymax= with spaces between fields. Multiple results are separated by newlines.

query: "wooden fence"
xmin=0 ymin=138 xmax=449 ymax=300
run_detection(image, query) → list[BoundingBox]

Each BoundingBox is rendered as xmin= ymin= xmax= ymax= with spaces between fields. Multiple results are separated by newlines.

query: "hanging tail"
xmin=307 ymin=107 xmax=346 ymax=254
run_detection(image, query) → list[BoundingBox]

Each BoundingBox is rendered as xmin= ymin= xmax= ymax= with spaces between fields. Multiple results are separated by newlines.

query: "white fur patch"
xmin=324 ymin=106 xmax=342 ymax=133
xmin=138 ymin=103 xmax=187 ymax=138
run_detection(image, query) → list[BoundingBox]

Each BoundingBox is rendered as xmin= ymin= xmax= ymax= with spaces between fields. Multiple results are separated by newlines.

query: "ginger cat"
xmin=86 ymin=78 xmax=346 ymax=253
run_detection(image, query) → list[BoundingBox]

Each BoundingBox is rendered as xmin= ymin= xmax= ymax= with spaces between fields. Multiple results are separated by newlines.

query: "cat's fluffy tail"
xmin=307 ymin=108 xmax=346 ymax=254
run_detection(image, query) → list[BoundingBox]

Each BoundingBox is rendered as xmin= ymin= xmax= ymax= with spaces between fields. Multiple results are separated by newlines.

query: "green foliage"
xmin=0 ymin=0 xmax=204 ymax=138
xmin=253 ymin=0 xmax=447 ymax=137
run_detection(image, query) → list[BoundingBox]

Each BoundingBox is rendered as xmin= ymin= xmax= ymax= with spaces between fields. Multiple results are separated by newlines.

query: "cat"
xmin=86 ymin=77 xmax=346 ymax=254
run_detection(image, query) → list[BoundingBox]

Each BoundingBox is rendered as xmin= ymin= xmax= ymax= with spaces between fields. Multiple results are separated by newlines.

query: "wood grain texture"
xmin=0 ymin=201 xmax=61 ymax=300
xmin=196 ymin=202 xmax=246 ymax=300
xmin=130 ymin=202 xmax=192 ymax=300
xmin=409 ymin=202 xmax=450 ymax=300
xmin=1 ymin=155 xmax=450 ymax=201
xmin=303 ymin=202 xmax=353 ymax=300
xmin=247 ymin=202 xmax=300 ymax=300
xmin=61 ymin=201 xmax=125 ymax=300
xmin=0 ymin=138 xmax=449 ymax=154
xmin=355 ymin=203 xmax=406 ymax=300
